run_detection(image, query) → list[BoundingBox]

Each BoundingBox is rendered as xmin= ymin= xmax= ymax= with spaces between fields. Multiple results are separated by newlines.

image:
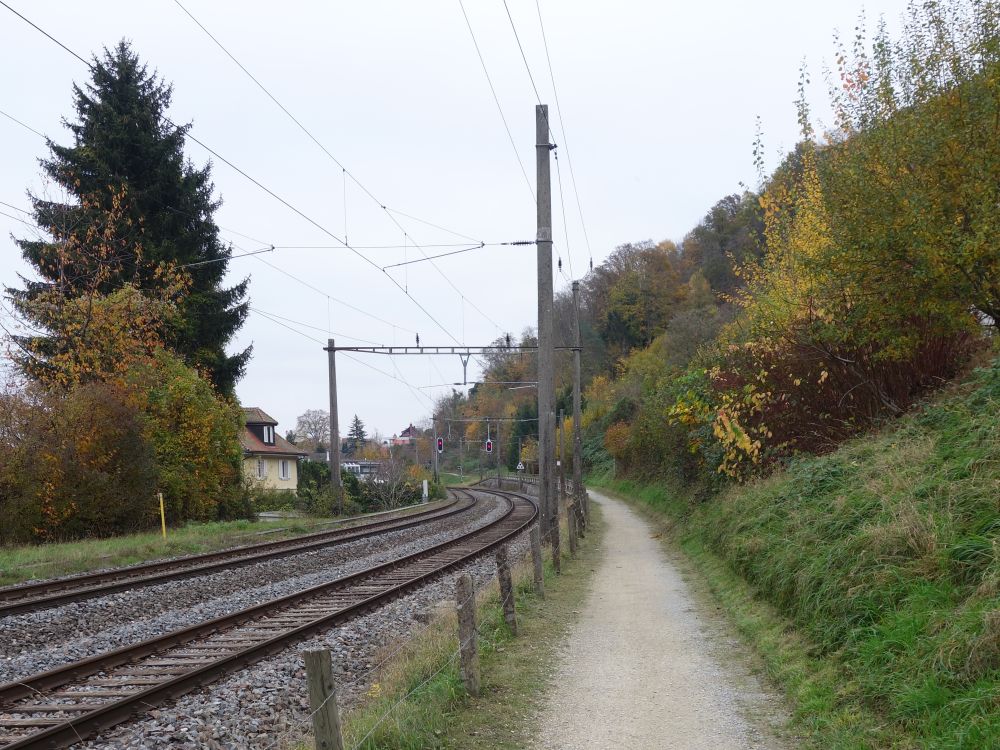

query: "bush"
xmin=0 ymin=382 xmax=158 ymax=542
xmin=124 ymin=350 xmax=248 ymax=523
xmin=0 ymin=350 xmax=248 ymax=543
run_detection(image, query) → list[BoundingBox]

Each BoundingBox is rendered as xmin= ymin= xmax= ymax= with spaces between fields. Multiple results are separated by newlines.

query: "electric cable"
xmin=171 ymin=0 xmax=500 ymax=336
xmin=1 ymin=1 xmax=462 ymax=344
xmin=534 ymin=0 xmax=593 ymax=273
xmin=458 ymin=0 xmax=535 ymax=203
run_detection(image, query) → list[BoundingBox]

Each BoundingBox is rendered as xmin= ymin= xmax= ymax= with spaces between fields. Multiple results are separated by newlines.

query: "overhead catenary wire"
xmin=458 ymin=0 xmax=535 ymax=203
xmin=554 ymin=152 xmax=573 ymax=285
xmin=503 ymin=0 xmax=544 ymax=107
xmin=179 ymin=245 xmax=274 ymax=268
xmin=251 ymin=308 xmax=435 ymax=406
xmin=248 ymin=307 xmax=379 ymax=345
xmin=0 ymin=209 xmax=35 ymax=227
xmin=253 ymin=255 xmax=418 ymax=335
xmin=534 ymin=0 xmax=593 ymax=273
xmin=1 ymin=1 xmax=463 ymax=346
xmin=171 ymin=0 xmax=503 ymax=337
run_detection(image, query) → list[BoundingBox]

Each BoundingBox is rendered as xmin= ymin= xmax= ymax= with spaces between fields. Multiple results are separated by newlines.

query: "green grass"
xmin=0 ymin=501 xmax=446 ymax=587
xmin=591 ymin=359 xmax=1000 ymax=749
xmin=293 ymin=508 xmax=603 ymax=750
xmin=0 ymin=518 xmax=322 ymax=586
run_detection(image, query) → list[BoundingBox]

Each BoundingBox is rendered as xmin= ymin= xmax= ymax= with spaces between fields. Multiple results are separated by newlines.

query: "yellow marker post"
xmin=158 ymin=492 xmax=167 ymax=539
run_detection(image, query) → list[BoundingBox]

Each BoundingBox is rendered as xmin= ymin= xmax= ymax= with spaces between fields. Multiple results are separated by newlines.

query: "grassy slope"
xmin=594 ymin=360 xmax=1000 ymax=749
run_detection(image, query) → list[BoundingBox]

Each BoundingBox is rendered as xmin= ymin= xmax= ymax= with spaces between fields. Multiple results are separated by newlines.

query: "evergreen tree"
xmin=347 ymin=415 xmax=367 ymax=447
xmin=7 ymin=41 xmax=250 ymax=392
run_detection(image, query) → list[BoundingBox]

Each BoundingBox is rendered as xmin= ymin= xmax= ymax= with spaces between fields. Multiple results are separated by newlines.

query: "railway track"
xmin=0 ymin=496 xmax=471 ymax=618
xmin=0 ymin=488 xmax=536 ymax=749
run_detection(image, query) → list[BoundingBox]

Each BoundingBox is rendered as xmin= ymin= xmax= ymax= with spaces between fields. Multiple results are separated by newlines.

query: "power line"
xmin=248 ymin=306 xmax=379 ymax=345
xmin=342 ymin=353 xmax=435 ymax=406
xmin=554 ymin=151 xmax=573 ymax=279
xmin=383 ymin=207 xmax=481 ymax=244
xmin=276 ymin=242 xmax=479 ymax=251
xmin=171 ymin=0 xmax=472 ymax=247
xmin=171 ymin=0 xmax=498 ymax=337
xmin=1 ymin=1 xmax=462 ymax=345
xmin=1 ymin=112 xmax=279 ymax=263
xmin=0 ymin=209 xmax=35 ymax=227
xmin=502 ymin=0 xmax=544 ymax=107
xmin=0 ymin=200 xmax=30 ymax=214
xmin=381 ymin=243 xmax=485 ymax=270
xmin=251 ymin=307 xmax=434 ymax=406
xmin=534 ymin=0 xmax=593 ymax=272
xmin=0 ymin=0 xmax=88 ymax=66
xmin=179 ymin=245 xmax=273 ymax=268
xmin=0 ymin=107 xmax=46 ymax=139
xmin=253 ymin=255 xmax=417 ymax=335
xmin=458 ymin=0 xmax=534 ymax=203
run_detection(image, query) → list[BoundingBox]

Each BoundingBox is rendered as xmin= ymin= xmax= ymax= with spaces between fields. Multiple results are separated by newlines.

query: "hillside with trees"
xmin=424 ymin=4 xmax=1000 ymax=745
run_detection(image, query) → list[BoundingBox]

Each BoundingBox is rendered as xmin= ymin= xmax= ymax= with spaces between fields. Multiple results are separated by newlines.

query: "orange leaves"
xmin=603 ymin=422 xmax=631 ymax=461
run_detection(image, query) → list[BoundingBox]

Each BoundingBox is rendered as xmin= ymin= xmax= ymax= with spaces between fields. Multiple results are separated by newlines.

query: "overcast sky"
xmin=0 ymin=0 xmax=911 ymax=438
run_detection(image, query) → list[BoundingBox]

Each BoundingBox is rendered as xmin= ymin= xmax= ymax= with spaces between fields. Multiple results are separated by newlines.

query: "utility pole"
xmin=433 ymin=425 xmax=439 ymax=485
xmin=325 ymin=339 xmax=344 ymax=516
xmin=536 ymin=104 xmax=556 ymax=541
xmin=571 ymin=281 xmax=585 ymax=527
xmin=549 ymin=409 xmax=561 ymax=572
xmin=558 ymin=408 xmax=566 ymax=506
xmin=497 ymin=420 xmax=503 ymax=486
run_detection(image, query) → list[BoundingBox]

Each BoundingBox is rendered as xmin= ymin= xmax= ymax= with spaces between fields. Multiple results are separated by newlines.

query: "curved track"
xmin=0 ymin=488 xmax=537 ymax=749
xmin=0 ymin=496 xmax=471 ymax=617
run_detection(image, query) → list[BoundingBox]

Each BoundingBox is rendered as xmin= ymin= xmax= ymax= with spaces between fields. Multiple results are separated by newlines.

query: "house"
xmin=342 ymin=460 xmax=381 ymax=477
xmin=390 ymin=424 xmax=419 ymax=446
xmin=240 ymin=407 xmax=306 ymax=491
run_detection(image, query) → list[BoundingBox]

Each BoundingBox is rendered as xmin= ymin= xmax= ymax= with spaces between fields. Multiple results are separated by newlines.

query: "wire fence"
xmin=253 ymin=489 xmax=576 ymax=750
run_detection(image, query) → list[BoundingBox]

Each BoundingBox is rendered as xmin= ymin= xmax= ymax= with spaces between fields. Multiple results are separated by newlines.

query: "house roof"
xmin=399 ymin=423 xmax=418 ymax=437
xmin=240 ymin=428 xmax=307 ymax=457
xmin=242 ymin=406 xmax=278 ymax=426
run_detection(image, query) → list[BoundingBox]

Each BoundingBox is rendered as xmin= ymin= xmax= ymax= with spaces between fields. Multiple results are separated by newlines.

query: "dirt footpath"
xmin=533 ymin=490 xmax=792 ymax=750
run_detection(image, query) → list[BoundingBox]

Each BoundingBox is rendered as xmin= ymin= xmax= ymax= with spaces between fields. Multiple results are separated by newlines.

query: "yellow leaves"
xmin=603 ymin=422 xmax=631 ymax=461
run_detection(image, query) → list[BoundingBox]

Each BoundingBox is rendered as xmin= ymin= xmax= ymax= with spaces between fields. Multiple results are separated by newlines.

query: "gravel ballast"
xmin=0 ymin=496 xmax=503 ymax=684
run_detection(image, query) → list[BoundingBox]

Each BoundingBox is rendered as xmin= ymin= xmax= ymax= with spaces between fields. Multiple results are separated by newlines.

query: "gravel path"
xmin=534 ymin=490 xmax=791 ymax=750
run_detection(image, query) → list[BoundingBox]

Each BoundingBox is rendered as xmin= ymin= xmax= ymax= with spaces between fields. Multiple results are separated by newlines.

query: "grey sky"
xmin=1 ymin=0 xmax=910 ymax=438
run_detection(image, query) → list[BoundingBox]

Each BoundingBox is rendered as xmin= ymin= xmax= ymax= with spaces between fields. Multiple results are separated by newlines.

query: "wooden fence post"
xmin=567 ymin=500 xmax=578 ymax=556
xmin=530 ymin=525 xmax=545 ymax=599
xmin=495 ymin=545 xmax=518 ymax=636
xmin=551 ymin=506 xmax=562 ymax=575
xmin=303 ymin=649 xmax=344 ymax=750
xmin=455 ymin=573 xmax=480 ymax=697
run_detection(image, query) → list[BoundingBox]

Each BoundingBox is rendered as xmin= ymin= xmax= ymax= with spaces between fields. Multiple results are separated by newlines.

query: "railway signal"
xmin=437 ymin=437 xmax=444 ymax=454
xmin=485 ymin=439 xmax=493 ymax=454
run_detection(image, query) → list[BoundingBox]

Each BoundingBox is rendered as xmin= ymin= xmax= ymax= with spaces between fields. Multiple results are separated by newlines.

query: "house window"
xmin=257 ymin=458 xmax=267 ymax=479
xmin=279 ymin=459 xmax=290 ymax=480
xmin=263 ymin=426 xmax=274 ymax=444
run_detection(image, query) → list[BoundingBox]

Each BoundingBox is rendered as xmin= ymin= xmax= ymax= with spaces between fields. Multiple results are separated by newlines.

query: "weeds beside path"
xmin=591 ymin=358 xmax=1000 ymax=750
xmin=333 ymin=506 xmax=604 ymax=750
xmin=533 ymin=490 xmax=792 ymax=750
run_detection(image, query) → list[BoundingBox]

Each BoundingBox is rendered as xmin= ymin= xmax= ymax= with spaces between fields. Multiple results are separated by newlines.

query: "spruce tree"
xmin=347 ymin=415 xmax=367 ymax=449
xmin=8 ymin=41 xmax=250 ymax=392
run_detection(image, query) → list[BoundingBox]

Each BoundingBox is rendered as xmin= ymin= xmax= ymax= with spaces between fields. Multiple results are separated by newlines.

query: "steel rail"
xmin=0 ymin=488 xmax=537 ymax=749
xmin=0 ymin=497 xmax=469 ymax=618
